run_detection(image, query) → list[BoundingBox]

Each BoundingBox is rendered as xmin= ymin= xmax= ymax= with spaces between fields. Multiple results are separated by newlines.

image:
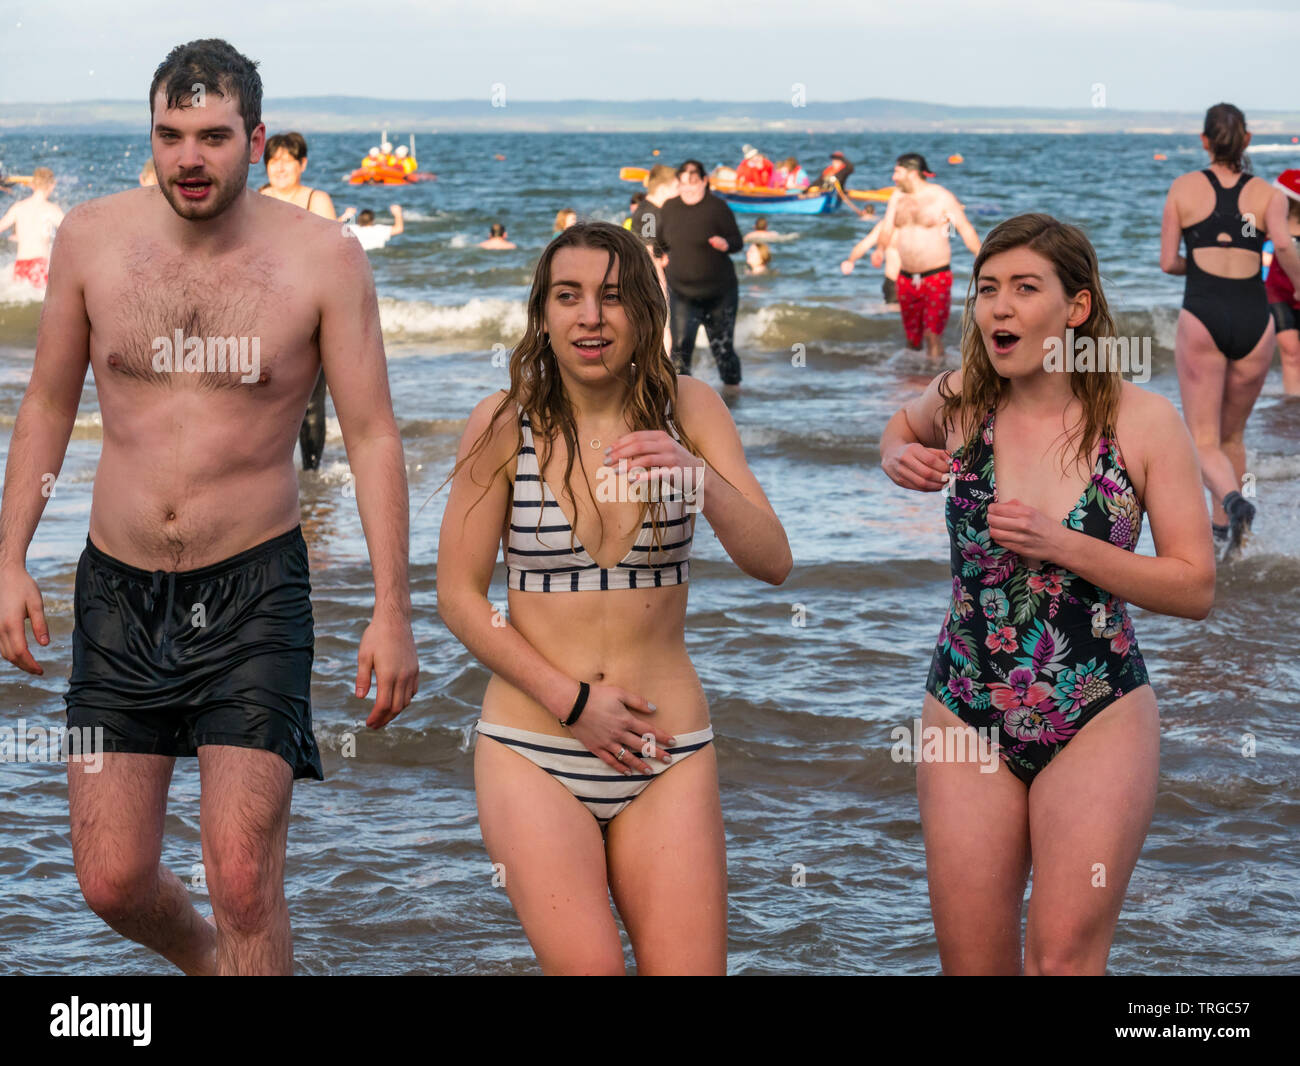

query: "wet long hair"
xmin=938 ymin=213 xmax=1122 ymax=473
xmin=1203 ymin=103 xmax=1250 ymax=173
xmin=437 ymin=220 xmax=725 ymax=557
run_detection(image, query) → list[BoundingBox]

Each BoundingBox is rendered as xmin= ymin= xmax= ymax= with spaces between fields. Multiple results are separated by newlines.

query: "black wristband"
xmin=562 ymin=681 xmax=590 ymax=727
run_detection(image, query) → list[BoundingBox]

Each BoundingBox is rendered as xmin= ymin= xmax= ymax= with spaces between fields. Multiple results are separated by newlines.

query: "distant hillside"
xmin=2 ymin=97 xmax=1298 ymax=135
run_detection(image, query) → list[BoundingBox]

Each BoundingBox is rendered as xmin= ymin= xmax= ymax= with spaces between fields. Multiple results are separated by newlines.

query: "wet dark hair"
xmin=265 ymin=131 xmax=308 ymax=164
xmin=1203 ymin=103 xmax=1250 ymax=173
xmin=755 ymin=216 xmax=768 ymax=229
xmin=489 ymin=222 xmax=506 ymax=238
xmin=357 ymin=209 xmax=375 ymax=225
xmin=677 ymin=159 xmax=706 ymax=179
xmin=150 ymin=39 xmax=262 ymax=140
xmin=896 ymin=152 xmax=930 ymax=174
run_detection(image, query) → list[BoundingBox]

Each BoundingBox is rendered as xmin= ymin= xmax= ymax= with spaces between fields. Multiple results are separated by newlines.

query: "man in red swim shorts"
xmin=0 ymin=166 xmax=63 ymax=291
xmin=13 ymin=257 xmax=49 ymax=287
xmin=871 ymin=153 xmax=981 ymax=358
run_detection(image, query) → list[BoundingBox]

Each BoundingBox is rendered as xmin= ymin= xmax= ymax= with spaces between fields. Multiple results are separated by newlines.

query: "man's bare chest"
xmin=896 ymin=194 xmax=947 ymax=229
xmin=85 ymin=245 xmax=318 ymax=391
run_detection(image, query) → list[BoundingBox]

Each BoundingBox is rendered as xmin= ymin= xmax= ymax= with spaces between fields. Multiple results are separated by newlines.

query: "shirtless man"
xmin=871 ymin=153 xmax=980 ymax=358
xmin=0 ymin=167 xmax=64 ymax=289
xmin=0 ymin=39 xmax=418 ymax=975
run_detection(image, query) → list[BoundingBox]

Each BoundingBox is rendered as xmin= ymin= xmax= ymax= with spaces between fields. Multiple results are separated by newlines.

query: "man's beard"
xmin=158 ymin=165 xmax=247 ymax=221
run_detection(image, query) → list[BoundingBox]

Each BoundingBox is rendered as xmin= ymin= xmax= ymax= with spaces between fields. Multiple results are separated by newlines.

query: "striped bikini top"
xmin=506 ymin=403 xmax=695 ymax=592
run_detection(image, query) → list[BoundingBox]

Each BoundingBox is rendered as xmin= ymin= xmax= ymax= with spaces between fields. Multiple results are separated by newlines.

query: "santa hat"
xmin=1274 ymin=169 xmax=1300 ymax=203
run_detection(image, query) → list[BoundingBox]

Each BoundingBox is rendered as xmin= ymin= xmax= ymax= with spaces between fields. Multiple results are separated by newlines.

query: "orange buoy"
xmin=1153 ymin=153 xmax=1167 ymax=161
xmin=494 ymin=153 xmax=506 ymax=161
xmin=1293 ymin=136 xmax=1299 ymax=143
xmin=652 ymin=149 xmax=660 ymax=156
xmin=948 ymin=154 xmax=963 ymax=165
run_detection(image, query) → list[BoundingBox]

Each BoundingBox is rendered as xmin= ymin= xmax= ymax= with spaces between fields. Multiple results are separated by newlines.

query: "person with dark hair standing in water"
xmin=0 ymin=38 xmax=418 ymax=976
xmin=659 ymin=159 xmax=744 ymax=389
xmin=872 ymin=153 xmax=981 ymax=359
xmin=1161 ymin=103 xmax=1300 ymax=553
xmin=260 ymin=131 xmax=338 ymax=471
xmin=435 ymin=220 xmax=790 ymax=973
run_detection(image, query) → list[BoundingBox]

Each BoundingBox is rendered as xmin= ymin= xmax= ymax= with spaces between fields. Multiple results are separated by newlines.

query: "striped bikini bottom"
xmin=474 ymin=720 xmax=715 ymax=827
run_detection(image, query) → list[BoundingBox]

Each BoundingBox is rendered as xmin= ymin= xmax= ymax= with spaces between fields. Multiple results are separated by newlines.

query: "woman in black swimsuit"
xmin=1160 ymin=104 xmax=1300 ymax=551
xmin=260 ymin=131 xmax=339 ymax=472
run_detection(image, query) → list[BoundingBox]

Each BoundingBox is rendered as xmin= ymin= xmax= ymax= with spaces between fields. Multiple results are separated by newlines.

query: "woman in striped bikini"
xmin=436 ymin=221 xmax=792 ymax=974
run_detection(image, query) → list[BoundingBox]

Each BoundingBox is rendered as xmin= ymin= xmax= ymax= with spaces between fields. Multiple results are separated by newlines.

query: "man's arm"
xmin=316 ymin=233 xmax=418 ymax=726
xmin=388 ymin=204 xmax=404 ymax=236
xmin=874 ymin=193 xmax=901 ymax=256
xmin=0 ymin=205 xmax=92 ymax=674
xmin=944 ymin=193 xmax=980 ymax=256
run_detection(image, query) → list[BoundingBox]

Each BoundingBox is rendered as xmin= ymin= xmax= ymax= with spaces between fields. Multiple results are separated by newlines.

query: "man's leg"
xmin=896 ymin=273 xmax=925 ymax=349
xmin=669 ymin=288 xmax=703 ymax=376
xmin=68 ymin=751 xmax=217 ymax=975
xmin=198 ymin=744 xmax=294 ymax=975
xmin=298 ymin=369 xmax=327 ymax=471
xmin=922 ymin=269 xmax=954 ymax=360
xmin=700 ymin=284 xmax=742 ymax=386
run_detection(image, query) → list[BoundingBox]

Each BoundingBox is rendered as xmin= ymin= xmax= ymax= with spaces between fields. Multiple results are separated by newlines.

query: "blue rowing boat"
xmin=715 ymin=188 xmax=841 ymax=215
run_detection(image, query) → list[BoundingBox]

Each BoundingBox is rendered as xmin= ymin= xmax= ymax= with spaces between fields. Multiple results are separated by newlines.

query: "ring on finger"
xmin=614 ymin=746 xmax=626 ymax=762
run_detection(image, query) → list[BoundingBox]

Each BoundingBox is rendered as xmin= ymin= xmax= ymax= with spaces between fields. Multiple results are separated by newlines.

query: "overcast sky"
xmin=0 ymin=0 xmax=1295 ymax=112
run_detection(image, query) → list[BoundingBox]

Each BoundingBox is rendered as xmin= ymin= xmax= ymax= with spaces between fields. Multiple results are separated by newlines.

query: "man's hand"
xmin=708 ymin=235 xmax=729 ymax=251
xmin=356 ymin=611 xmax=419 ymax=728
xmin=0 ymin=564 xmax=49 ymax=675
xmin=870 ymin=248 xmax=884 ymax=269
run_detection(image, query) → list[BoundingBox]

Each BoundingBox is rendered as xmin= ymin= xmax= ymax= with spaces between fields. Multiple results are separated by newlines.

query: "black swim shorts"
xmin=1270 ymin=300 xmax=1297 ymax=335
xmin=64 ymin=525 xmax=323 ymax=781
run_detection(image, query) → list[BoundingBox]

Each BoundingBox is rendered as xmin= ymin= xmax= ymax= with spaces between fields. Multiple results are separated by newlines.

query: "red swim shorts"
xmin=13 ymin=257 xmax=49 ymax=288
xmin=897 ymin=266 xmax=952 ymax=348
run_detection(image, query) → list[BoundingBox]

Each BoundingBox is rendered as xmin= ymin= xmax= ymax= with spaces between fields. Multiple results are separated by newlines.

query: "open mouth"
xmin=572 ymin=337 xmax=612 ymax=359
xmin=176 ymin=178 xmax=212 ymax=200
xmin=991 ymin=330 xmax=1020 ymax=354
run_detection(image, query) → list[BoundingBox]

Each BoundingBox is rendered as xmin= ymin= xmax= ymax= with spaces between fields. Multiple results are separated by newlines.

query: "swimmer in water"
xmin=0 ymin=167 xmax=64 ymax=289
xmin=480 ymin=223 xmax=517 ymax=250
xmin=343 ymin=205 xmax=405 ymax=252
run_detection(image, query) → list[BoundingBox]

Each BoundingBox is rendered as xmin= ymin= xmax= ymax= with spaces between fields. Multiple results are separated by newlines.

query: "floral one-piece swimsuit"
xmin=925 ymin=407 xmax=1151 ymax=784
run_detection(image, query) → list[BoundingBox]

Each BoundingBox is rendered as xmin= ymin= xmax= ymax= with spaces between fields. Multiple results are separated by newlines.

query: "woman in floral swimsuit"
xmin=881 ymin=213 xmax=1217 ymax=975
